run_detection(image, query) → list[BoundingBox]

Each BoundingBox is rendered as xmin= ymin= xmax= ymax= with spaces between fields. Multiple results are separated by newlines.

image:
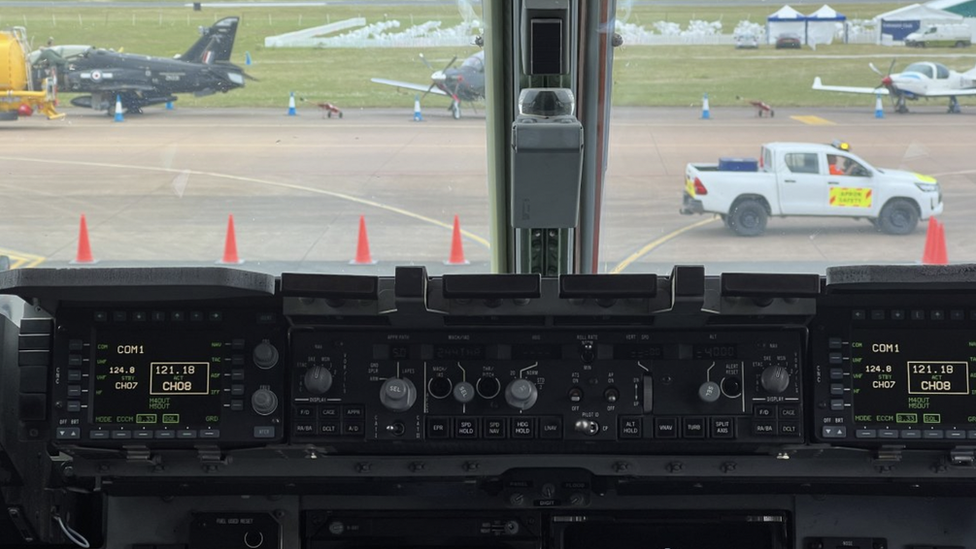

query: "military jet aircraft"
xmin=29 ymin=16 xmax=248 ymax=114
xmin=813 ymin=61 xmax=976 ymax=114
xmin=371 ymin=51 xmax=485 ymax=119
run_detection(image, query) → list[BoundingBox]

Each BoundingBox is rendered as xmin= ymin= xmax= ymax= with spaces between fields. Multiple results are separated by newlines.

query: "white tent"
xmin=807 ymin=5 xmax=847 ymax=45
xmin=767 ymin=5 xmax=807 ymax=44
xmin=875 ymin=3 xmax=964 ymax=42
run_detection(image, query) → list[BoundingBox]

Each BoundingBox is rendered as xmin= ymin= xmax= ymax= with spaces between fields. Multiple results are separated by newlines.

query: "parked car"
xmin=735 ymin=32 xmax=759 ymax=49
xmin=775 ymin=33 xmax=802 ymax=49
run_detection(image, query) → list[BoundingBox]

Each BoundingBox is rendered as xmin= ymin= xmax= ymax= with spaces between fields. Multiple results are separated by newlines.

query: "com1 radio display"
xmin=849 ymin=330 xmax=976 ymax=425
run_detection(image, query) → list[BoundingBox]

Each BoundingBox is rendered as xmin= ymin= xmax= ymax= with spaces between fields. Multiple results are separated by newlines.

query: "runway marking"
xmin=790 ymin=115 xmax=836 ymax=126
xmin=610 ymin=217 xmax=718 ymax=274
xmin=0 ymin=247 xmax=46 ymax=269
xmin=0 ymin=156 xmax=492 ymax=251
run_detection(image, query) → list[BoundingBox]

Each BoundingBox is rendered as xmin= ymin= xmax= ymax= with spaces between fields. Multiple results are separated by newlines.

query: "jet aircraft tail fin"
xmin=180 ymin=16 xmax=239 ymax=64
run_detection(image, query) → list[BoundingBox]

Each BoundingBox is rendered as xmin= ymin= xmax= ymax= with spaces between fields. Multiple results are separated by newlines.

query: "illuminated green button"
xmin=896 ymin=413 xmax=918 ymax=424
xmin=162 ymin=414 xmax=180 ymax=424
xmin=923 ymin=413 xmax=941 ymax=424
xmin=136 ymin=414 xmax=157 ymax=424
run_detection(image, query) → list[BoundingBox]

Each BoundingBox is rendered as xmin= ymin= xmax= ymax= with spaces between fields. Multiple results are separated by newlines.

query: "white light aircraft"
xmin=813 ymin=61 xmax=976 ymax=114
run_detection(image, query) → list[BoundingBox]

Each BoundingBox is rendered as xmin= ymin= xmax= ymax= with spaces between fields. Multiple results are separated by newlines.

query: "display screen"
xmin=851 ymin=330 xmax=976 ymax=426
xmin=91 ymin=332 xmax=225 ymax=426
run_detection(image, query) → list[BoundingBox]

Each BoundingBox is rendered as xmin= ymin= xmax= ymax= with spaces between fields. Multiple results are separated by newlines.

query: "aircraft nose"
xmin=431 ymin=70 xmax=447 ymax=83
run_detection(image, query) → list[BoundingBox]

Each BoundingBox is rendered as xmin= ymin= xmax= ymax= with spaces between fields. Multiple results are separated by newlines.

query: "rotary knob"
xmin=379 ymin=377 xmax=417 ymax=412
xmin=453 ymin=381 xmax=476 ymax=403
xmin=252 ymin=342 xmax=279 ymax=369
xmin=504 ymin=379 xmax=538 ymax=411
xmin=251 ymin=388 xmax=278 ymax=416
xmin=760 ymin=366 xmax=790 ymax=394
xmin=303 ymin=365 xmax=333 ymax=395
xmin=698 ymin=381 xmax=721 ymax=403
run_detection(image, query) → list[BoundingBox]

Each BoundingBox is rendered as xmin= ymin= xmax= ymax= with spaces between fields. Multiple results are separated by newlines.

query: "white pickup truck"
xmin=680 ymin=142 xmax=943 ymax=236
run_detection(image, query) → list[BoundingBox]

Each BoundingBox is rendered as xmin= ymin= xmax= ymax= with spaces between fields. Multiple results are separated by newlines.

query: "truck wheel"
xmin=877 ymin=199 xmax=919 ymax=235
xmin=729 ymin=199 xmax=767 ymax=237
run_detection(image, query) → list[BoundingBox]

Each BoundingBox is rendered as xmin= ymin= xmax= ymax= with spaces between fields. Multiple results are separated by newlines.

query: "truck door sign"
xmin=829 ymin=187 xmax=872 ymax=208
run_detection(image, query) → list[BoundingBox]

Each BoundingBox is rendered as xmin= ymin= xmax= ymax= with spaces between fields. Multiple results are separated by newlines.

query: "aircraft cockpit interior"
xmin=2 ymin=1 xmax=976 ymax=548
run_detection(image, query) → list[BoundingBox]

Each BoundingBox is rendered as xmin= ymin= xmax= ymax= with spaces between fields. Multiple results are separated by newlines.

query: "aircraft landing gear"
xmin=948 ymin=96 xmax=961 ymax=114
xmin=895 ymin=96 xmax=909 ymax=114
xmin=451 ymin=100 xmax=461 ymax=120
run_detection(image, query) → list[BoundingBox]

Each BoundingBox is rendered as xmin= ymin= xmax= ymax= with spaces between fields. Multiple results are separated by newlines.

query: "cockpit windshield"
xmin=0 ymin=1 xmax=970 ymax=278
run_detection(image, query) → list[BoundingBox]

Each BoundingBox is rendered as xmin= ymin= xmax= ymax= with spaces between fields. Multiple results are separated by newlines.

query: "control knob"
xmin=760 ymin=366 xmax=790 ymax=394
xmin=251 ymin=388 xmax=279 ymax=416
xmin=380 ymin=377 xmax=417 ymax=412
xmin=253 ymin=342 xmax=279 ymax=369
xmin=453 ymin=381 xmax=476 ymax=403
xmin=504 ymin=379 xmax=539 ymax=411
xmin=303 ymin=365 xmax=333 ymax=395
xmin=698 ymin=381 xmax=721 ymax=403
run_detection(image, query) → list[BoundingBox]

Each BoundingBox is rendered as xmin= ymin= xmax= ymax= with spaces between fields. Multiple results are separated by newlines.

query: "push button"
xmin=540 ymin=417 xmax=562 ymax=439
xmin=484 ymin=418 xmax=507 ymax=438
xmin=752 ymin=420 xmax=776 ymax=436
xmin=821 ymin=425 xmax=847 ymax=438
xmin=320 ymin=421 xmax=340 ymax=436
xmin=512 ymin=418 xmax=536 ymax=439
xmin=619 ymin=417 xmax=642 ymax=439
xmin=754 ymin=405 xmax=775 ymax=418
xmin=55 ymin=427 xmax=81 ymax=440
xmin=683 ymin=417 xmax=706 ymax=438
xmin=343 ymin=420 xmax=365 ymax=436
xmin=253 ymin=426 xmax=276 ymax=439
xmin=654 ymin=417 xmax=678 ymax=439
xmin=427 ymin=417 xmax=451 ymax=439
xmin=711 ymin=417 xmax=733 ymax=438
xmin=779 ymin=422 xmax=800 ymax=436
xmin=456 ymin=418 xmax=478 ymax=438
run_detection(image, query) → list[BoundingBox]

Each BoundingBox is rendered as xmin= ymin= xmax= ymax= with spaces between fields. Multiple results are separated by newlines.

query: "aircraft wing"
xmin=812 ymin=77 xmax=889 ymax=96
xmin=913 ymin=88 xmax=976 ymax=97
xmin=371 ymin=78 xmax=448 ymax=96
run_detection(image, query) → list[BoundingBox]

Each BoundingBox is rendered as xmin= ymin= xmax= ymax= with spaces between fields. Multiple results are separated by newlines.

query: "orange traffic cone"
xmin=933 ymin=220 xmax=948 ymax=265
xmin=445 ymin=214 xmax=469 ymax=265
xmin=71 ymin=214 xmax=96 ymax=264
xmin=218 ymin=214 xmax=243 ymax=264
xmin=922 ymin=217 xmax=938 ymax=265
xmin=350 ymin=215 xmax=376 ymax=265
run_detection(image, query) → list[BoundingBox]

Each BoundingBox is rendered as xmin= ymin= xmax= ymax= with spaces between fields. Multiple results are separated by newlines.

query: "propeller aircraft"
xmin=813 ymin=60 xmax=976 ymax=114
xmin=371 ymin=51 xmax=485 ymax=119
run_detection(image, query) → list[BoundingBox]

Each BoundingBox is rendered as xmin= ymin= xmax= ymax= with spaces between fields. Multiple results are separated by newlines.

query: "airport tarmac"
xmin=1 ymin=105 xmax=974 ymax=275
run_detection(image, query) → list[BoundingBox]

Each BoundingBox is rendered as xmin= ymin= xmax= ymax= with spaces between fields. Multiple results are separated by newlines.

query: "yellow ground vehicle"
xmin=0 ymin=27 xmax=62 ymax=121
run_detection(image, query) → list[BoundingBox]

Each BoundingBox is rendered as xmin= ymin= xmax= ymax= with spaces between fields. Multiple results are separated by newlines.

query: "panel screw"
xmin=666 ymin=461 xmax=683 ymax=473
xmin=720 ymin=461 xmax=736 ymax=473
xmin=355 ymin=462 xmax=371 ymax=473
xmin=613 ymin=461 xmax=630 ymax=473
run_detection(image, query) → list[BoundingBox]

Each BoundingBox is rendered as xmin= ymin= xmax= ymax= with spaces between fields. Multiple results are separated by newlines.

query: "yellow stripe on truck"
xmin=914 ymin=173 xmax=936 ymax=184
xmin=685 ymin=178 xmax=695 ymax=198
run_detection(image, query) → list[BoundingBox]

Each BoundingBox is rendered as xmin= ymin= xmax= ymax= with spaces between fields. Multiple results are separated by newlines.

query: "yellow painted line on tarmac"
xmin=0 ymin=247 xmax=46 ymax=269
xmin=0 ymin=156 xmax=491 ymax=250
xmin=790 ymin=115 xmax=836 ymax=126
xmin=610 ymin=217 xmax=717 ymax=274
